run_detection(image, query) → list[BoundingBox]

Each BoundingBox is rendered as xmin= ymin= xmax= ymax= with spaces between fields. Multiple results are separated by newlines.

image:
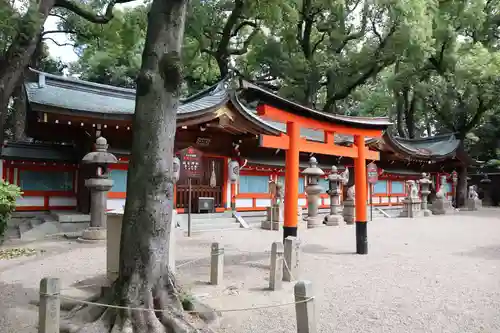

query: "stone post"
xmin=78 ymin=137 xmax=117 ymax=243
xmin=39 ymin=277 xmax=60 ymax=333
xmin=283 ymin=236 xmax=300 ymax=282
xmin=294 ymin=280 xmax=316 ymax=333
xmin=302 ymin=157 xmax=324 ymax=228
xmin=399 ymin=180 xmax=423 ymax=218
xmin=418 ymin=173 xmax=432 ymax=216
xmin=324 ymin=166 xmax=349 ymax=226
xmin=269 ymin=242 xmax=284 ymax=290
xmin=342 ymin=186 xmax=356 ymax=224
xmin=480 ymin=174 xmax=492 ymax=206
xmin=210 ymin=242 xmax=224 ymax=285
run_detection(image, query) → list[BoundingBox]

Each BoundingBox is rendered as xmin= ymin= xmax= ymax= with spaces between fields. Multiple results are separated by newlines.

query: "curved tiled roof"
xmin=239 ymin=80 xmax=392 ymax=129
xmin=382 ymin=131 xmax=461 ymax=160
xmin=25 ymin=68 xmax=229 ymax=117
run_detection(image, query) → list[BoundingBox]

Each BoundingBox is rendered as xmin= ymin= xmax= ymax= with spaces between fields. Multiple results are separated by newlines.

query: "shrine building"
xmin=0 ymin=69 xmax=469 ymax=213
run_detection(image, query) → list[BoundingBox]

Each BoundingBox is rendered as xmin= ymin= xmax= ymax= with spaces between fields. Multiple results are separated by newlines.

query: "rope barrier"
xmin=282 ymin=256 xmax=295 ymax=281
xmin=41 ymin=292 xmax=314 ymax=314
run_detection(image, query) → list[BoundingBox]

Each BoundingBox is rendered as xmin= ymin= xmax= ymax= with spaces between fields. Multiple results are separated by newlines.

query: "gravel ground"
xmin=1 ymin=209 xmax=500 ymax=333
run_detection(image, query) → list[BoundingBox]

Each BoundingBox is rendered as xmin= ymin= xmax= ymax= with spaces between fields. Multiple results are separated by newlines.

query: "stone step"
xmin=29 ymin=218 xmax=43 ymax=229
xmin=50 ymin=211 xmax=91 ymax=223
xmin=17 ymin=221 xmax=32 ymax=238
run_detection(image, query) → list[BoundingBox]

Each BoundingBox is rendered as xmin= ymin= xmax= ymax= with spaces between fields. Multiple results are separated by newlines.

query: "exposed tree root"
xmin=60 ymin=273 xmax=218 ymax=333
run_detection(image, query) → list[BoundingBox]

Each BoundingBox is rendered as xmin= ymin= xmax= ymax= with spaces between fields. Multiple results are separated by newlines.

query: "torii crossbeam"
xmin=256 ymin=103 xmax=390 ymax=255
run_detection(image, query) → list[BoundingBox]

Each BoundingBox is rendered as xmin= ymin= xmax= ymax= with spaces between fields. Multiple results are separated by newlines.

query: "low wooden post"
xmin=283 ymin=236 xmax=300 ymax=282
xmin=269 ymin=242 xmax=284 ymax=290
xmin=39 ymin=277 xmax=61 ymax=333
xmin=294 ymin=280 xmax=316 ymax=333
xmin=210 ymin=242 xmax=224 ymax=285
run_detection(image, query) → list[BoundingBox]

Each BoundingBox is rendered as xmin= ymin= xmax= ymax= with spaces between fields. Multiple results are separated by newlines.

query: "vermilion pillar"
xmin=283 ymin=121 xmax=300 ymax=241
xmin=354 ymin=135 xmax=368 ymax=254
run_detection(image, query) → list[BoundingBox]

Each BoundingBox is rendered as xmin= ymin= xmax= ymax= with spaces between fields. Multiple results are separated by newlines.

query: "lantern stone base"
xmin=261 ymin=206 xmax=282 ymax=230
xmin=467 ymin=198 xmax=482 ymax=211
xmin=77 ymin=227 xmax=106 ymax=243
xmin=261 ymin=221 xmax=281 ymax=230
xmin=324 ymin=214 xmax=344 ymax=226
xmin=399 ymin=198 xmax=423 ymax=218
xmin=306 ymin=217 xmax=324 ymax=228
xmin=431 ymin=198 xmax=453 ymax=215
xmin=343 ymin=199 xmax=355 ymax=225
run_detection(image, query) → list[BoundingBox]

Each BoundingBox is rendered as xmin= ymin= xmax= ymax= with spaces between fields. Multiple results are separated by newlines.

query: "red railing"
xmin=176 ymin=185 xmax=223 ymax=211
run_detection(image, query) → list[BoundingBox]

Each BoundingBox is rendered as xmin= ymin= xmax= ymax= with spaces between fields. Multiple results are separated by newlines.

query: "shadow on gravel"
xmin=302 ymin=243 xmax=355 ymax=256
xmin=457 ymin=245 xmax=500 ymax=260
xmin=0 ymin=280 xmax=39 ymax=310
xmin=71 ymin=274 xmax=108 ymax=291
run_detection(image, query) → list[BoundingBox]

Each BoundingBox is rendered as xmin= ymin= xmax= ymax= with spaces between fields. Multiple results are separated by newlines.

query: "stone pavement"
xmin=1 ymin=209 xmax=500 ymax=333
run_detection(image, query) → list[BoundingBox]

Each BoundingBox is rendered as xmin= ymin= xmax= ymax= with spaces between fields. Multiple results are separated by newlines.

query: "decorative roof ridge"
xmin=27 ymin=68 xmax=136 ymax=99
xmin=27 ymin=67 xmax=230 ymax=104
xmin=182 ymin=76 xmax=231 ymax=103
xmin=240 ymin=79 xmax=392 ymax=126
xmin=229 ymin=91 xmax=282 ymax=134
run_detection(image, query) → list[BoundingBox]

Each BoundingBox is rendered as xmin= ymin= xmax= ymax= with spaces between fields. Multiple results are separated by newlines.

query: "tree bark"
xmin=456 ymin=162 xmax=467 ymax=208
xmin=12 ymin=83 xmax=27 ymax=141
xmin=0 ymin=0 xmax=55 ymax=145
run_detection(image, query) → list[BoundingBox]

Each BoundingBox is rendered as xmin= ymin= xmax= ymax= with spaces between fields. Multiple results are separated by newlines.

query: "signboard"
xmin=367 ymin=162 xmax=378 ymax=184
xmin=179 ymin=147 xmax=203 ymax=179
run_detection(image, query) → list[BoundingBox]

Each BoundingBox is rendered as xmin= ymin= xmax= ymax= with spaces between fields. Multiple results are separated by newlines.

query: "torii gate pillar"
xmin=354 ymin=135 xmax=368 ymax=254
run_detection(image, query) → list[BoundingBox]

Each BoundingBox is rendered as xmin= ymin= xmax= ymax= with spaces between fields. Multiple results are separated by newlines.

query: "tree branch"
xmin=54 ymin=0 xmax=134 ymax=24
xmin=231 ymin=20 xmax=258 ymax=37
xmin=323 ymin=23 xmax=398 ymax=111
xmin=228 ymin=28 xmax=259 ymax=55
xmin=41 ymin=29 xmax=77 ymax=37
xmin=42 ymin=37 xmax=75 ymax=47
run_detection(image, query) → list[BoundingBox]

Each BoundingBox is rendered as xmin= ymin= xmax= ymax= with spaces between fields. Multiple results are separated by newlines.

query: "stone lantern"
xmin=324 ymin=166 xmax=349 ymax=226
xmin=302 ymin=157 xmax=324 ymax=228
xmin=418 ymin=173 xmax=432 ymax=216
xmin=480 ymin=174 xmax=492 ymax=206
xmin=78 ymin=136 xmax=117 ymax=242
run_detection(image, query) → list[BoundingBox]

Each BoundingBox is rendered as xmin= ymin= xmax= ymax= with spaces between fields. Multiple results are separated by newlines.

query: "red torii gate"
xmin=243 ymin=82 xmax=391 ymax=254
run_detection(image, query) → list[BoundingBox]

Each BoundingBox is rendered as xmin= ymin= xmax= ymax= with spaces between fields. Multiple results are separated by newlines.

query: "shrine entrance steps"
xmin=177 ymin=212 xmax=248 ymax=233
xmin=236 ymin=205 xmax=403 ymax=227
xmin=5 ymin=211 xmax=90 ymax=242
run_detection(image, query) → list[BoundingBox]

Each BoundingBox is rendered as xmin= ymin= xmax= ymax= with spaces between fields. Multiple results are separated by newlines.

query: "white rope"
xmin=42 ymin=293 xmax=314 ymax=314
xmin=282 ymin=256 xmax=295 ymax=281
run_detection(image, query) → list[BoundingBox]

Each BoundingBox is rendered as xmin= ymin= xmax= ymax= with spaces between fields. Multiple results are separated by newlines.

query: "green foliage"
xmin=62 ymin=4 xmax=148 ymax=88
xmin=0 ymin=180 xmax=22 ymax=242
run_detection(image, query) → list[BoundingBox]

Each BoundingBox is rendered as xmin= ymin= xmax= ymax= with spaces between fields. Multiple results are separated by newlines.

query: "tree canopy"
xmin=4 ymin=0 xmax=500 ymax=163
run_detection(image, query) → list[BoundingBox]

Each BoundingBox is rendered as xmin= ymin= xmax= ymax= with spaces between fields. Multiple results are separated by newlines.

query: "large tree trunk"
xmin=12 ymin=83 xmax=27 ymax=141
xmin=62 ymin=1 xmax=210 ymax=332
xmin=0 ymin=0 xmax=54 ymax=146
xmin=456 ymin=163 xmax=467 ymax=208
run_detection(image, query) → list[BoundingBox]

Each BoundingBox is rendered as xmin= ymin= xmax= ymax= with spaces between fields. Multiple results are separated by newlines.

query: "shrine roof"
xmin=382 ymin=131 xmax=461 ymax=160
xmin=24 ymin=68 xmax=230 ymax=118
xmin=239 ymin=80 xmax=392 ymax=130
xmin=1 ymin=141 xmax=77 ymax=162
